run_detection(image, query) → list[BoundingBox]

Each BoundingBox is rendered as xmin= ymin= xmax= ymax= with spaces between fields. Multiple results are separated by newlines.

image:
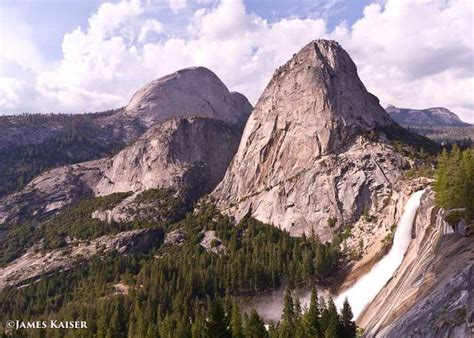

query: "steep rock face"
xmin=121 ymin=67 xmax=252 ymax=130
xmin=212 ymin=40 xmax=400 ymax=240
xmin=0 ymin=117 xmax=243 ymax=225
xmin=94 ymin=117 xmax=242 ymax=201
xmin=359 ymin=189 xmax=474 ymax=337
xmin=0 ymin=67 xmax=251 ymax=200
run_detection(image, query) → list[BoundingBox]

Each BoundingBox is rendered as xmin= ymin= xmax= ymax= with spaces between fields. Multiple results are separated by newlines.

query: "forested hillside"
xmin=0 ymin=195 xmax=356 ymax=337
xmin=0 ymin=111 xmax=125 ymax=198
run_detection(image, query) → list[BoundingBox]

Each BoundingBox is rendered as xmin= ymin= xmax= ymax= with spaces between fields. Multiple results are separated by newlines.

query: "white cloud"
xmin=332 ymin=0 xmax=474 ymax=122
xmin=138 ymin=19 xmax=163 ymax=42
xmin=169 ymin=0 xmax=188 ymax=13
xmin=34 ymin=0 xmax=149 ymax=112
xmin=87 ymin=0 xmax=144 ymax=40
xmin=0 ymin=0 xmax=473 ymax=123
xmin=0 ymin=10 xmax=46 ymax=113
xmin=0 ymin=77 xmax=21 ymax=108
xmin=2 ymin=0 xmax=326 ymax=113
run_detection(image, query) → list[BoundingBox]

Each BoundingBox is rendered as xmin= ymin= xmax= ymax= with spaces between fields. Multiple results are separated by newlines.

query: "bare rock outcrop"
xmin=200 ymin=230 xmax=227 ymax=254
xmin=164 ymin=229 xmax=187 ymax=246
xmin=212 ymin=40 xmax=401 ymax=241
xmin=94 ymin=117 xmax=242 ymax=201
xmin=0 ymin=229 xmax=162 ymax=291
xmin=0 ymin=163 xmax=103 ymax=224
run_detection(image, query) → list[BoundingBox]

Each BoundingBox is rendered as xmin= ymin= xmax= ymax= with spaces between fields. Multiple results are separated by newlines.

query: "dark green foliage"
xmin=434 ymin=146 xmax=474 ymax=220
xmin=274 ymin=291 xmax=356 ymax=338
xmin=323 ymin=298 xmax=342 ymax=338
xmin=280 ymin=288 xmax=296 ymax=337
xmin=231 ymin=302 xmax=244 ymax=338
xmin=36 ymin=192 xmax=133 ymax=250
xmin=0 ymin=201 xmax=346 ymax=337
xmin=340 ymin=298 xmax=357 ymax=338
xmin=304 ymin=288 xmax=321 ymax=337
xmin=244 ymin=310 xmax=268 ymax=338
xmin=377 ymin=124 xmax=440 ymax=156
xmin=327 ymin=217 xmax=337 ymax=227
xmin=0 ymin=223 xmax=42 ymax=265
xmin=205 ymin=297 xmax=231 ymax=337
xmin=0 ymin=111 xmax=125 ymax=198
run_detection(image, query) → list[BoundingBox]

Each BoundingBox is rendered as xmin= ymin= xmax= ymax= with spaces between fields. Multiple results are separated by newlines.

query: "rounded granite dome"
xmin=124 ymin=67 xmax=252 ymax=129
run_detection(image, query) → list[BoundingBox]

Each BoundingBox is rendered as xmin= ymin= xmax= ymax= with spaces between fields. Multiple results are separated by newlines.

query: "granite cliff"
xmin=212 ymin=40 xmax=406 ymax=241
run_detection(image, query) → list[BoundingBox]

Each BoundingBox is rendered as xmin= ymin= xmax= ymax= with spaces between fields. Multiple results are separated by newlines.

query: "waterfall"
xmin=335 ymin=189 xmax=425 ymax=319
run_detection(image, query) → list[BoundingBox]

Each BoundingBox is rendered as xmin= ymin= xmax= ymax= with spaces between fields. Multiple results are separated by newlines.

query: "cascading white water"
xmin=335 ymin=189 xmax=425 ymax=319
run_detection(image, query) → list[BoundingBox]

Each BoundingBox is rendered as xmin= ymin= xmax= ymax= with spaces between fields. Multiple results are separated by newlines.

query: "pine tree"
xmin=434 ymin=148 xmax=450 ymax=207
xmin=205 ymin=298 xmax=231 ymax=338
xmin=280 ymin=288 xmax=296 ymax=338
xmin=319 ymin=297 xmax=329 ymax=333
xmin=244 ymin=309 xmax=268 ymax=338
xmin=435 ymin=147 xmax=474 ymax=220
xmin=191 ymin=312 xmax=207 ymax=338
xmin=461 ymin=148 xmax=474 ymax=219
xmin=268 ymin=322 xmax=280 ymax=338
xmin=340 ymin=298 xmax=357 ymax=338
xmin=293 ymin=297 xmax=304 ymax=338
xmin=324 ymin=322 xmax=338 ymax=338
xmin=326 ymin=298 xmax=341 ymax=338
xmin=230 ymin=302 xmax=244 ymax=338
xmin=304 ymin=288 xmax=321 ymax=337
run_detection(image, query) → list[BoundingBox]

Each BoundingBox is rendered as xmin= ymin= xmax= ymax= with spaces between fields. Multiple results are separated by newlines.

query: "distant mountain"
xmin=386 ymin=105 xmax=470 ymax=127
xmin=386 ymin=105 xmax=473 ymax=144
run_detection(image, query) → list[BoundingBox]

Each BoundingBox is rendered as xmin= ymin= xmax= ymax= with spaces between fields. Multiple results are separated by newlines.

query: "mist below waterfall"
xmin=335 ymin=189 xmax=425 ymax=319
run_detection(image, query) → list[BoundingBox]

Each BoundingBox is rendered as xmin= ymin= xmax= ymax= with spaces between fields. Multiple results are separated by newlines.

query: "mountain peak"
xmin=256 ymin=39 xmax=393 ymax=154
xmin=123 ymin=66 xmax=252 ymax=129
xmin=212 ymin=39 xmax=400 ymax=240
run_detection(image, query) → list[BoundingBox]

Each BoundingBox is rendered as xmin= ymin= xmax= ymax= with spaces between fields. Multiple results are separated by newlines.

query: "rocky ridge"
xmin=121 ymin=67 xmax=252 ymax=130
xmin=386 ymin=105 xmax=470 ymax=127
xmin=0 ymin=117 xmax=244 ymax=225
xmin=0 ymin=229 xmax=162 ymax=291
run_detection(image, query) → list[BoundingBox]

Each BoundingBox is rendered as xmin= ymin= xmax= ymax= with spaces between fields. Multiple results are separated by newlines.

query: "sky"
xmin=0 ymin=0 xmax=473 ymax=123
